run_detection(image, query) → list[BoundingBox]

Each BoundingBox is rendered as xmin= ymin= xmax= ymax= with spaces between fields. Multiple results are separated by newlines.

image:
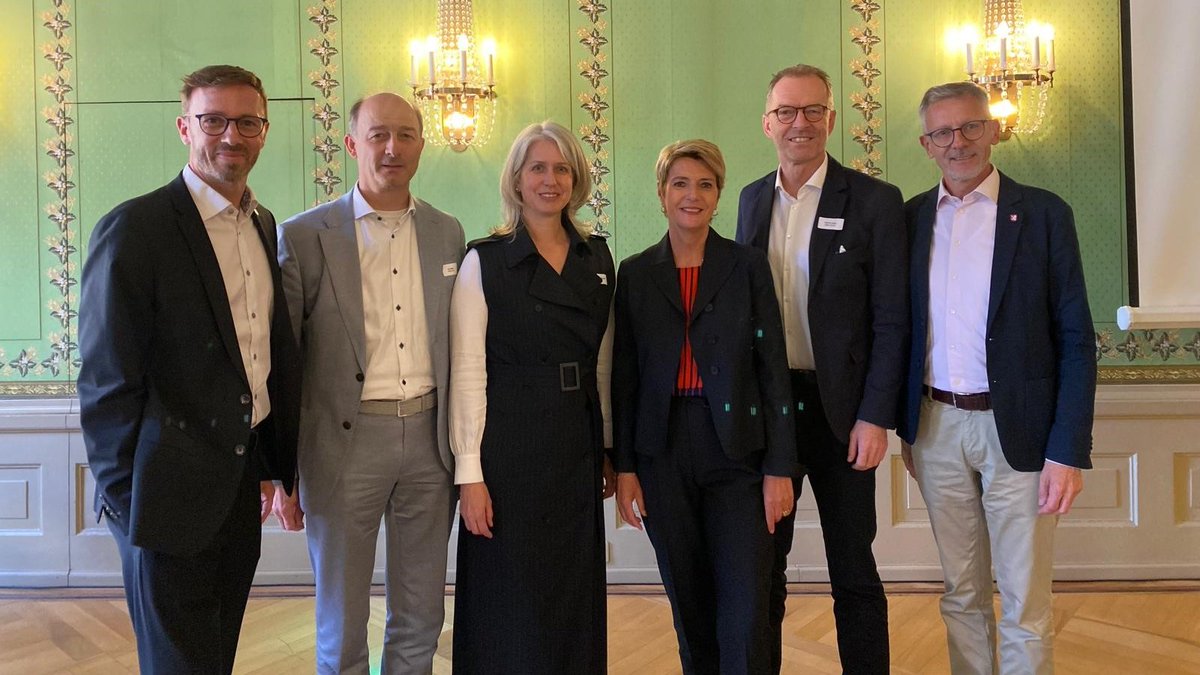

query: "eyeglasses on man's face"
xmin=193 ymin=113 xmax=269 ymax=138
xmin=765 ymin=104 xmax=831 ymax=125
xmin=923 ymin=119 xmax=992 ymax=148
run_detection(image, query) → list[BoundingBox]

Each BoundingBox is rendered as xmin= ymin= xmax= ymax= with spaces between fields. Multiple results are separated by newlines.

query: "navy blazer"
xmin=78 ymin=173 xmax=300 ymax=556
xmin=736 ymin=155 xmax=908 ymax=448
xmin=612 ymin=229 xmax=799 ymax=478
xmin=897 ymin=172 xmax=1096 ymax=470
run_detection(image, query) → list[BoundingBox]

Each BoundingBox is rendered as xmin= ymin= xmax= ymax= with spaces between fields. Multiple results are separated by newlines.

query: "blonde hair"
xmin=655 ymin=139 xmax=727 ymax=195
xmin=494 ymin=121 xmax=592 ymax=237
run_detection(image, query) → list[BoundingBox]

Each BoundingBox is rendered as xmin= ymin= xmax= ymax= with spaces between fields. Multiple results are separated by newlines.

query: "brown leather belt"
xmin=360 ymin=390 xmax=437 ymax=417
xmin=924 ymin=385 xmax=991 ymax=411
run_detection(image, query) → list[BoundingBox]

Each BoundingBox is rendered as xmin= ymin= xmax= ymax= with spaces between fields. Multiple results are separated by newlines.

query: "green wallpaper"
xmin=0 ymin=0 xmax=1194 ymax=393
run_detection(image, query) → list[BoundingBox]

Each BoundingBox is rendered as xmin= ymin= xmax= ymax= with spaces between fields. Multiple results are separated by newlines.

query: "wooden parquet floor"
xmin=2 ymin=585 xmax=1199 ymax=674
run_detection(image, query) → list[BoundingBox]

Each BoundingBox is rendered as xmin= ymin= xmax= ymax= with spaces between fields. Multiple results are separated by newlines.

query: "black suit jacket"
xmin=78 ymin=173 xmax=300 ymax=556
xmin=898 ymin=172 xmax=1096 ymax=470
xmin=736 ymin=155 xmax=908 ymax=448
xmin=612 ymin=229 xmax=800 ymax=478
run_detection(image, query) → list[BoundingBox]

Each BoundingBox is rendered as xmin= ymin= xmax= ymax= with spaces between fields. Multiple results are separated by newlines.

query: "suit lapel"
xmin=167 ymin=175 xmax=248 ymax=386
xmin=510 ymin=223 xmax=588 ymax=311
xmin=318 ymin=194 xmax=368 ymax=371
xmin=988 ymin=173 xmax=1023 ymax=333
xmin=747 ymin=174 xmax=776 ymax=251
xmin=809 ymin=155 xmax=847 ymax=292
xmin=648 ymin=233 xmax=685 ymax=316
xmin=691 ymin=231 xmax=736 ymax=323
xmin=911 ymin=187 xmax=938 ymax=337
xmin=413 ymin=200 xmax=450 ymax=344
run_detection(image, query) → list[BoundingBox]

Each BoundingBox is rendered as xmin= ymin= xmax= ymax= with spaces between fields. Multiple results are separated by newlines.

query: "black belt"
xmin=925 ymin=385 xmax=991 ymax=411
xmin=489 ymin=361 xmax=593 ymax=392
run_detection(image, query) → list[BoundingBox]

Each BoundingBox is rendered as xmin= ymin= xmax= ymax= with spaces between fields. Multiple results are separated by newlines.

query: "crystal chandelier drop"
xmin=410 ymin=0 xmax=497 ymax=152
xmin=960 ymin=0 xmax=1056 ymax=139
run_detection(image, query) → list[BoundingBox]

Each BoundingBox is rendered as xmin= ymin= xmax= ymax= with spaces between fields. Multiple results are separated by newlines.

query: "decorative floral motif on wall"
xmin=307 ymin=0 xmax=344 ymax=204
xmin=847 ymin=0 xmax=883 ymax=177
xmin=1 ymin=0 xmax=80 ymax=392
xmin=575 ymin=0 xmax=612 ymax=236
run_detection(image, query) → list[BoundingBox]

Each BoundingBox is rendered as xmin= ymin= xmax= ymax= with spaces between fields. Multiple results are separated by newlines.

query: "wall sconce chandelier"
xmin=410 ymin=0 xmax=496 ymax=152
xmin=958 ymin=0 xmax=1056 ymax=139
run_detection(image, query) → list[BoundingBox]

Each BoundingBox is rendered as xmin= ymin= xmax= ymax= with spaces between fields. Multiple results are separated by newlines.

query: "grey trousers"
xmin=304 ymin=408 xmax=454 ymax=675
xmin=911 ymin=398 xmax=1058 ymax=675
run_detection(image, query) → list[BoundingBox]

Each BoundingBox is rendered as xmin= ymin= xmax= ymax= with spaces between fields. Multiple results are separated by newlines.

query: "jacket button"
xmin=708 ymin=336 xmax=718 ymax=345
xmin=234 ymin=444 xmax=246 ymax=456
xmin=704 ymin=304 xmax=713 ymax=312
xmin=710 ymin=366 xmax=719 ymax=375
xmin=240 ymin=394 xmax=251 ymax=405
xmin=343 ymin=421 xmax=352 ymax=430
xmin=356 ymin=373 xmax=364 ymax=382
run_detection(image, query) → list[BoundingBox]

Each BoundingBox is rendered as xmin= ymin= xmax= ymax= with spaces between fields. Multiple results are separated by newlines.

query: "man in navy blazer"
xmin=78 ymin=65 xmax=299 ymax=674
xmin=736 ymin=64 xmax=907 ymax=674
xmin=897 ymin=82 xmax=1095 ymax=674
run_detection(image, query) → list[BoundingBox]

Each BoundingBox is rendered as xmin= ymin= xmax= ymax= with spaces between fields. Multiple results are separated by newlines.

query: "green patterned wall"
xmin=0 ymin=0 xmax=1194 ymax=394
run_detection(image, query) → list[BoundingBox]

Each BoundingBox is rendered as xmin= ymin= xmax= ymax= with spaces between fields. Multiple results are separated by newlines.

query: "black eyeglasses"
xmin=193 ymin=113 xmax=269 ymax=138
xmin=923 ymin=119 xmax=991 ymax=148
xmin=765 ymin=104 xmax=831 ymax=124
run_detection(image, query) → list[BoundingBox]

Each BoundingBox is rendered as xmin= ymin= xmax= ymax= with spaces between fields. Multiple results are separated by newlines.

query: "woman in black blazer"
xmin=613 ymin=139 xmax=801 ymax=675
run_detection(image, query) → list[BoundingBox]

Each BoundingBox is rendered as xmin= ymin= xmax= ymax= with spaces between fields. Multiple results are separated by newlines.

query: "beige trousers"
xmin=911 ymin=398 xmax=1058 ymax=675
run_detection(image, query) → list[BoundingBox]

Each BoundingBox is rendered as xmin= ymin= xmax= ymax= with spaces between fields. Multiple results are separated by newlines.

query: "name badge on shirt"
xmin=597 ymin=273 xmax=608 ymax=285
xmin=442 ymin=263 xmax=458 ymax=277
xmin=817 ymin=217 xmax=844 ymax=231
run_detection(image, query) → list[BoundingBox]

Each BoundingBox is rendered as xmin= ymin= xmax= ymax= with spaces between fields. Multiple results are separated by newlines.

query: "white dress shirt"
xmin=353 ymin=186 xmax=434 ymax=402
xmin=768 ymin=155 xmax=828 ymax=370
xmin=447 ymin=248 xmax=614 ymax=485
xmin=926 ymin=166 xmax=1000 ymax=394
xmin=182 ymin=165 xmax=273 ymax=427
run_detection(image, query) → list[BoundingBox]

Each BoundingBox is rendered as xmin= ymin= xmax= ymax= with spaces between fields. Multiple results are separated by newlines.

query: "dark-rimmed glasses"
xmin=923 ymin=119 xmax=991 ymax=148
xmin=193 ymin=114 xmax=269 ymax=138
xmin=765 ymin=104 xmax=831 ymax=125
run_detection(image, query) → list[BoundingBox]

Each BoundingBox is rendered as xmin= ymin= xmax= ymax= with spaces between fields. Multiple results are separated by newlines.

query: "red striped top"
xmin=675 ymin=266 xmax=704 ymax=396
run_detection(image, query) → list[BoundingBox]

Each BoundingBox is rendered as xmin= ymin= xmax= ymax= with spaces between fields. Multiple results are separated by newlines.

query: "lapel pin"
xmin=597 ymin=273 xmax=608 ymax=285
xmin=1009 ymin=213 xmax=1018 ymax=222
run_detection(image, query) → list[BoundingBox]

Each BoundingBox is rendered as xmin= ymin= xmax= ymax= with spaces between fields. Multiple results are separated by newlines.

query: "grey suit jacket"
xmin=278 ymin=190 xmax=466 ymax=507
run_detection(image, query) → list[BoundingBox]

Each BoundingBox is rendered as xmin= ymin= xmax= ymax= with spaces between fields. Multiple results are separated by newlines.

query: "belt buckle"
xmin=559 ymin=362 xmax=580 ymax=392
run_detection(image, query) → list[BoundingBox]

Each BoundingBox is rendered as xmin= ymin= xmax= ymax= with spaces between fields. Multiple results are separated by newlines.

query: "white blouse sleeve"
xmin=596 ymin=303 xmax=614 ymax=449
xmin=449 ymin=248 xmax=488 ymax=485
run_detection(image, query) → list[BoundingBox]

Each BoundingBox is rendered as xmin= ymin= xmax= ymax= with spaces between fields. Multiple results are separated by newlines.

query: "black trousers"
xmin=638 ymin=397 xmax=773 ymax=675
xmin=109 ymin=446 xmax=263 ymax=674
xmin=768 ymin=371 xmax=889 ymax=675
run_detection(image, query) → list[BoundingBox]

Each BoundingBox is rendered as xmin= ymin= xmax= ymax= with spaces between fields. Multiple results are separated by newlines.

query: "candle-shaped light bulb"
xmin=425 ymin=36 xmax=438 ymax=84
xmin=482 ymin=38 xmax=496 ymax=86
xmin=1048 ymin=37 xmax=1056 ymax=72
xmin=965 ymin=42 xmax=974 ymax=75
xmin=1033 ymin=35 xmax=1041 ymax=69
xmin=409 ymin=40 xmax=423 ymax=85
xmin=457 ymin=34 xmax=469 ymax=82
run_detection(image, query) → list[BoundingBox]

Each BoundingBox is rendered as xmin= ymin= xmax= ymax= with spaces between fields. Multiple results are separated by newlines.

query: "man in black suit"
xmin=736 ymin=63 xmax=907 ymax=674
xmin=78 ymin=64 xmax=300 ymax=674
xmin=898 ymin=81 xmax=1095 ymax=674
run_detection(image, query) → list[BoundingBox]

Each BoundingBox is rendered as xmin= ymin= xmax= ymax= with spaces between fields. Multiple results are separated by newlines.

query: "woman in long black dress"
xmin=449 ymin=120 xmax=615 ymax=674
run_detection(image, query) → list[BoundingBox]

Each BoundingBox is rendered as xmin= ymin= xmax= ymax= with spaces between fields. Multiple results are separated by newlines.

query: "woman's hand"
xmin=763 ymin=475 xmax=794 ymax=534
xmin=272 ymin=484 xmax=305 ymax=531
xmin=601 ymin=455 xmax=617 ymax=499
xmin=616 ymin=472 xmax=647 ymax=530
xmin=459 ymin=482 xmax=494 ymax=538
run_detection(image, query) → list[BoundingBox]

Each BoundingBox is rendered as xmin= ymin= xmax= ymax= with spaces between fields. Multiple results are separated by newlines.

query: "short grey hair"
xmin=917 ymin=82 xmax=990 ymax=126
xmin=765 ymin=64 xmax=834 ymax=108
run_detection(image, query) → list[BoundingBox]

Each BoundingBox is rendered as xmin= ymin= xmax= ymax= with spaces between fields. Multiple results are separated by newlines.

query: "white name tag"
xmin=817 ymin=217 xmax=844 ymax=231
xmin=597 ymin=273 xmax=608 ymax=285
xmin=442 ymin=263 xmax=458 ymax=277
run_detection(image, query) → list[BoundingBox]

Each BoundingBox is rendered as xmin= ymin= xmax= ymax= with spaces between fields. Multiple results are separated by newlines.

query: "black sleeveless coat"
xmin=452 ymin=219 xmax=614 ymax=675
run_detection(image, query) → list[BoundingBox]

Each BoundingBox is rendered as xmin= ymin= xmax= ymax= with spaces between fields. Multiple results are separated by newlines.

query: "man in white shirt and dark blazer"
xmin=275 ymin=92 xmax=465 ymax=674
xmin=898 ymin=81 xmax=1096 ymax=674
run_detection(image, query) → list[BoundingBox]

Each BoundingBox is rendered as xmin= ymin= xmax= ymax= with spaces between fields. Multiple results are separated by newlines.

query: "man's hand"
xmin=762 ymin=475 xmax=794 ymax=534
xmin=460 ymin=482 xmax=494 ymax=538
xmin=601 ymin=455 xmax=617 ymax=499
xmin=616 ymin=472 xmax=646 ymax=530
xmin=259 ymin=481 xmax=275 ymax=524
xmin=1039 ymin=463 xmax=1084 ymax=515
xmin=901 ymin=441 xmax=916 ymax=479
xmin=272 ymin=485 xmax=305 ymax=531
xmin=847 ymin=420 xmax=888 ymax=470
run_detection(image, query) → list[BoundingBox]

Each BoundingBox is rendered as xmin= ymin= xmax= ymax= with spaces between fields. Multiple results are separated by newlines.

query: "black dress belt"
xmin=924 ymin=385 xmax=991 ymax=411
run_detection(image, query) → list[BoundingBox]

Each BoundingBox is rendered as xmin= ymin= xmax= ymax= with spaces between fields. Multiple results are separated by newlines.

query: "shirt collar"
xmin=937 ymin=164 xmax=999 ymax=206
xmin=182 ymin=164 xmax=257 ymax=221
xmin=774 ymin=154 xmax=829 ymax=200
xmin=352 ymin=184 xmax=418 ymax=220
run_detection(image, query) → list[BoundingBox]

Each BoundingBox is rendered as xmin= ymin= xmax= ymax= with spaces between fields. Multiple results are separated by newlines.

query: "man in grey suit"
xmin=274 ymin=92 xmax=465 ymax=674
